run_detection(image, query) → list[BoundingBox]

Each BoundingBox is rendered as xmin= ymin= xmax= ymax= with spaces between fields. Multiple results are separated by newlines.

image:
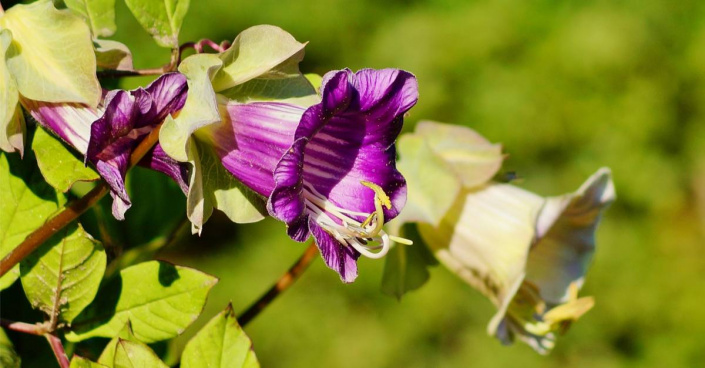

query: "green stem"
xmin=237 ymin=242 xmax=318 ymax=326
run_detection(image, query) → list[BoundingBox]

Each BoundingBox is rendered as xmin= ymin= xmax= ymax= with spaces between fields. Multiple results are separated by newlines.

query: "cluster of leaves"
xmin=0 ymin=0 xmax=262 ymax=366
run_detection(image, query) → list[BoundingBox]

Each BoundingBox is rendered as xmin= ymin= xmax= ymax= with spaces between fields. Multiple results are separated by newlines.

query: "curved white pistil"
xmin=302 ymin=182 xmax=402 ymax=259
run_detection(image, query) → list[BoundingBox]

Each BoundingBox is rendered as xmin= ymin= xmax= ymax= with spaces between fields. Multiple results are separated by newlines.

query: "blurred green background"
xmin=7 ymin=0 xmax=705 ymax=366
xmin=124 ymin=0 xmax=705 ymax=367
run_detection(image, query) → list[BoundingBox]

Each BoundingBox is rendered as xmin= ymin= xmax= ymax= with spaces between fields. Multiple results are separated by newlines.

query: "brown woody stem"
xmin=237 ymin=242 xmax=319 ymax=326
xmin=0 ymin=124 xmax=165 ymax=277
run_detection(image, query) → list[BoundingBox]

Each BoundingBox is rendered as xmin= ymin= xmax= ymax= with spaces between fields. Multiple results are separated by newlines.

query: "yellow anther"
xmin=360 ymin=181 xmax=392 ymax=236
xmin=361 ymin=181 xmax=392 ymax=209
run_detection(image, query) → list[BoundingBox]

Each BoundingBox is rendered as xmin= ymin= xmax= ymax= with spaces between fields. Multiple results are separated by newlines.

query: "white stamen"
xmin=302 ymin=182 xmax=405 ymax=259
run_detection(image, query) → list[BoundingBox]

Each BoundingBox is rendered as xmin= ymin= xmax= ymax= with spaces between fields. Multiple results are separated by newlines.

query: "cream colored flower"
xmin=418 ymin=168 xmax=615 ymax=354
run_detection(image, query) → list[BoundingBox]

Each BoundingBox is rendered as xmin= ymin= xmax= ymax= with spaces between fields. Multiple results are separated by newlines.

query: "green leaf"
xmin=186 ymin=141 xmax=265 ymax=234
xmin=112 ymin=339 xmax=168 ymax=368
xmin=95 ymin=39 xmax=133 ymax=71
xmin=0 ymin=0 xmax=102 ymax=106
xmin=66 ymin=261 xmax=218 ymax=343
xmin=0 ymin=29 xmax=23 ymax=154
xmin=70 ymin=356 xmax=108 ymax=368
xmin=0 ymin=152 xmax=66 ymax=290
xmin=65 ymin=0 xmax=116 ymax=37
xmin=0 ymin=328 xmax=21 ymax=368
xmin=181 ymin=304 xmax=260 ymax=368
xmin=212 ymin=25 xmax=307 ymax=92
xmin=124 ymin=0 xmax=190 ymax=48
xmin=160 ymin=54 xmax=222 ymax=163
xmin=415 ymin=121 xmax=504 ymax=188
xmin=381 ymin=223 xmax=438 ymax=300
xmin=32 ymin=126 xmax=100 ymax=193
xmin=98 ymin=322 xmax=139 ymax=366
xmin=20 ymin=223 xmax=106 ymax=323
xmin=395 ymin=134 xmax=461 ymax=226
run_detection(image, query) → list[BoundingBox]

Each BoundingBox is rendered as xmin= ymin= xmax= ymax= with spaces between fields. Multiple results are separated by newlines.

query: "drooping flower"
xmin=417 ymin=168 xmax=616 ymax=354
xmin=205 ymin=68 xmax=418 ymax=282
xmin=22 ymin=73 xmax=189 ymax=219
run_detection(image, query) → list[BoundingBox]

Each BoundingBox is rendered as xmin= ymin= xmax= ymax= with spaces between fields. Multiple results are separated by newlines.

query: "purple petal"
xmin=95 ymin=155 xmax=130 ymax=219
xmin=309 ymin=220 xmax=360 ymax=283
xmin=139 ymin=144 xmax=190 ymax=194
xmin=86 ymin=73 xmax=187 ymax=163
xmin=210 ymin=102 xmax=306 ymax=197
xmin=269 ymin=69 xmax=417 ymax=224
xmin=21 ymin=97 xmax=105 ymax=154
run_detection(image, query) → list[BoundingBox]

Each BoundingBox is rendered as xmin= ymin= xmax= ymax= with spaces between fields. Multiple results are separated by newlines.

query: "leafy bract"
xmin=70 ymin=356 xmax=108 ymax=368
xmin=0 ymin=152 xmax=66 ymax=290
xmin=124 ymin=0 xmax=190 ymax=48
xmin=219 ymin=73 xmax=318 ymax=106
xmin=0 ymin=328 xmax=20 ymax=368
xmin=66 ymin=261 xmax=217 ymax=343
xmin=181 ymin=304 xmax=260 ymax=368
xmin=160 ymin=54 xmax=222 ymax=162
xmin=212 ymin=25 xmax=307 ymax=91
xmin=0 ymin=0 xmax=101 ymax=107
xmin=381 ymin=224 xmax=438 ymax=300
xmin=0 ymin=29 xmax=23 ymax=154
xmin=65 ymin=0 xmax=116 ymax=37
xmin=20 ymin=223 xmax=106 ymax=323
xmin=95 ymin=39 xmax=133 ymax=71
xmin=32 ymin=126 xmax=99 ymax=192
xmin=186 ymin=141 xmax=266 ymax=234
xmin=415 ymin=121 xmax=504 ymax=188
xmin=395 ymin=134 xmax=461 ymax=226
xmin=112 ymin=340 xmax=168 ymax=368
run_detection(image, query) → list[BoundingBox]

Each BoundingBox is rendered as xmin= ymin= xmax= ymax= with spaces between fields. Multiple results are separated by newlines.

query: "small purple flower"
xmin=22 ymin=73 xmax=189 ymax=219
xmin=210 ymin=68 xmax=418 ymax=282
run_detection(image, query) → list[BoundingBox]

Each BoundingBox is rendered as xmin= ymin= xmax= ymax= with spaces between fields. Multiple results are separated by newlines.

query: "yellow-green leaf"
xmin=20 ymin=223 xmax=106 ymax=323
xmin=124 ymin=0 xmax=190 ymax=48
xmin=0 ymin=0 xmax=101 ymax=106
xmin=32 ymin=126 xmax=100 ymax=192
xmin=181 ymin=304 xmax=260 ymax=368
xmin=65 ymin=0 xmax=116 ymax=37
xmin=112 ymin=339 xmax=168 ymax=368
xmin=0 ymin=29 xmax=23 ymax=154
xmin=98 ymin=322 xmax=139 ymax=366
xmin=66 ymin=261 xmax=217 ymax=343
xmin=0 ymin=152 xmax=66 ymax=290
xmin=70 ymin=356 xmax=108 ymax=368
xmin=212 ymin=25 xmax=306 ymax=92
xmin=95 ymin=39 xmax=133 ymax=71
